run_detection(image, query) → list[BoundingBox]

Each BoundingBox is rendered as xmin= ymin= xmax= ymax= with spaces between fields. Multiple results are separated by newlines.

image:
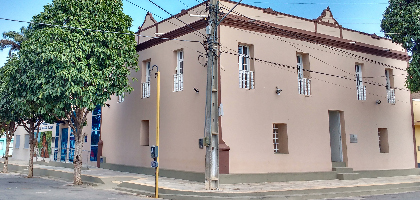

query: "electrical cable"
xmin=218 ymin=4 xmax=399 ymax=87
xmin=221 ymin=47 xmax=409 ymax=104
xmin=124 ymin=0 xmax=206 ymax=41
xmin=220 ymin=46 xmax=408 ymax=92
xmin=218 ymin=3 xmax=408 ymax=72
xmin=144 ymin=0 xmax=208 ymax=38
xmin=178 ymin=0 xmax=190 ymax=8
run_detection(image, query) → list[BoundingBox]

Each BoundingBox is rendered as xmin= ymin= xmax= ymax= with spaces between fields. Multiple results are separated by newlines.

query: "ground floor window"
xmin=378 ymin=128 xmax=389 ymax=153
xmin=273 ymin=123 xmax=288 ymax=154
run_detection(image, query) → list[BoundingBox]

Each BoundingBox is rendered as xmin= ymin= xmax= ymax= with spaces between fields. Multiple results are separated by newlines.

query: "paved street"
xmin=326 ymin=191 xmax=420 ymax=200
xmin=0 ymin=173 xmax=152 ymax=200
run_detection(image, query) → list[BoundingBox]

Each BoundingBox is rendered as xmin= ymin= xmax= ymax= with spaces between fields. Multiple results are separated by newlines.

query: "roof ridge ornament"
xmin=316 ymin=6 xmax=340 ymax=27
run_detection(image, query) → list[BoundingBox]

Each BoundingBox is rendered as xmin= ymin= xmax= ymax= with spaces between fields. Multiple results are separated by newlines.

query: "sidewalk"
xmin=3 ymin=160 xmax=420 ymax=200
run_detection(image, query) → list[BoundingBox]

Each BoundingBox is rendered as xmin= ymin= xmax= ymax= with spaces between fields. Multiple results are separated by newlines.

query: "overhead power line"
xmin=221 ymin=47 xmax=409 ymax=104
xmin=220 ymin=46 xmax=408 ymax=92
xmin=252 ymin=2 xmax=389 ymax=5
xmin=178 ymin=0 xmax=190 ymax=7
xmin=144 ymin=0 xmax=207 ymax=38
xmin=0 ymin=17 xmax=203 ymax=43
xmin=218 ymin=4 xmax=408 ymax=73
xmin=219 ymin=18 xmax=399 ymax=87
xmin=124 ymin=0 xmax=207 ymax=42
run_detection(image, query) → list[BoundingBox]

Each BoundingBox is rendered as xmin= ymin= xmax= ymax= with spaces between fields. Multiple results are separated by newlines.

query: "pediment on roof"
xmin=138 ymin=12 xmax=158 ymax=32
xmin=315 ymin=7 xmax=340 ymax=27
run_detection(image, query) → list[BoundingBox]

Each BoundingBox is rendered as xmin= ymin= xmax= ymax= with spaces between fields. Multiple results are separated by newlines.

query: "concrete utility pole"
xmin=204 ymin=0 xmax=220 ymax=190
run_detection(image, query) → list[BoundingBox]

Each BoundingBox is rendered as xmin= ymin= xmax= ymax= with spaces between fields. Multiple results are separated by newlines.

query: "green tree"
xmin=381 ymin=0 xmax=420 ymax=91
xmin=0 ymin=27 xmax=27 ymax=57
xmin=0 ymin=56 xmax=44 ymax=175
xmin=2 ymin=55 xmax=46 ymax=178
xmin=19 ymin=0 xmax=138 ymax=184
xmin=0 ymin=26 xmax=46 ymax=177
xmin=0 ymin=57 xmax=20 ymax=173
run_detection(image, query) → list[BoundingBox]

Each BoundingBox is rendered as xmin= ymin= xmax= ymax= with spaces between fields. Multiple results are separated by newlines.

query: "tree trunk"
xmin=73 ymin=127 xmax=83 ymax=185
xmin=28 ymin=121 xmax=35 ymax=178
xmin=3 ymin=134 xmax=10 ymax=173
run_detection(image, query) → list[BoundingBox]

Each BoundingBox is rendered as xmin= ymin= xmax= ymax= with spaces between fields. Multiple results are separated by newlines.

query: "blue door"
xmin=61 ymin=128 xmax=68 ymax=162
xmin=69 ymin=129 xmax=75 ymax=162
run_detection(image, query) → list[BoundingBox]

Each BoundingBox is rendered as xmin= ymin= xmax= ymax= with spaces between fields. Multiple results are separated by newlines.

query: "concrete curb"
xmin=117 ymin=181 xmax=420 ymax=200
xmin=0 ymin=163 xmax=104 ymax=184
xmin=2 ymin=162 xmax=420 ymax=200
xmin=34 ymin=161 xmax=88 ymax=170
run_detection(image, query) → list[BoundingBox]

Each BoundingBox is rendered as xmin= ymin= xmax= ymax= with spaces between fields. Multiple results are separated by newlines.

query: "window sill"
xmin=274 ymin=152 xmax=289 ymax=155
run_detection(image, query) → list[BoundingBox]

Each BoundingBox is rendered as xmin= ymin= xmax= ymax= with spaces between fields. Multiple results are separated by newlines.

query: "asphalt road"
xmin=0 ymin=173 xmax=152 ymax=200
xmin=326 ymin=191 xmax=420 ymax=200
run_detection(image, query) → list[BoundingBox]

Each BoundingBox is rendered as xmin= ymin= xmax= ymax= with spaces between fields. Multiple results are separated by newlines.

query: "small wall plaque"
xmin=350 ymin=134 xmax=358 ymax=143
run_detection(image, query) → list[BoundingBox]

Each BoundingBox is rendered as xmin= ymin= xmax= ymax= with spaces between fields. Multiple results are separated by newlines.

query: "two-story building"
xmin=95 ymin=0 xmax=415 ymax=182
xmin=14 ymin=1 xmax=415 ymax=182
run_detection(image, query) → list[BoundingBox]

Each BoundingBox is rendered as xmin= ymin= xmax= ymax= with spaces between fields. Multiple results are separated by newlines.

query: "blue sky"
xmin=0 ymin=0 xmax=388 ymax=67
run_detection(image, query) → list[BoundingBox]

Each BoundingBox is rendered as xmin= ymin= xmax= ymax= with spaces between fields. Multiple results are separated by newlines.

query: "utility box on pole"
xmin=204 ymin=0 xmax=220 ymax=190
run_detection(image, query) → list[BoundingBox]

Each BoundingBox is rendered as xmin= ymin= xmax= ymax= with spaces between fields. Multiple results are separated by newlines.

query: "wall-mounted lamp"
xmin=194 ymin=88 xmax=199 ymax=93
xmin=275 ymin=87 xmax=282 ymax=95
xmin=376 ymin=100 xmax=381 ymax=105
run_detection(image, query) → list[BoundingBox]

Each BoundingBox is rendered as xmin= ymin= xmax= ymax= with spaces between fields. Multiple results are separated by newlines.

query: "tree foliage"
xmin=381 ymin=0 xmax=420 ymax=91
xmin=18 ymin=0 xmax=138 ymax=184
xmin=0 ymin=27 xmax=27 ymax=57
xmin=0 ymin=56 xmax=23 ymax=173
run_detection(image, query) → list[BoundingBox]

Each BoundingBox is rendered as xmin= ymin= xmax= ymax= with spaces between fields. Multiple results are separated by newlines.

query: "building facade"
xmin=12 ymin=118 xmax=99 ymax=167
xmin=97 ymin=0 xmax=414 ymax=178
xmin=0 ymin=136 xmax=13 ymax=158
xmin=12 ymin=1 xmax=415 ymax=179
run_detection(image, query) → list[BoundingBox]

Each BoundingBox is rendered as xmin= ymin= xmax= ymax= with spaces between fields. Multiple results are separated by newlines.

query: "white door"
xmin=329 ymin=111 xmax=343 ymax=162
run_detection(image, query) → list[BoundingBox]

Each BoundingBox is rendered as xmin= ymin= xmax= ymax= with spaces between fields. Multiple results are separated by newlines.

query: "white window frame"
xmin=142 ymin=61 xmax=151 ymax=98
xmin=355 ymin=65 xmax=363 ymax=88
xmin=385 ymin=69 xmax=395 ymax=104
xmin=273 ymin=124 xmax=279 ymax=153
xmin=238 ymin=45 xmax=254 ymax=89
xmin=355 ymin=65 xmax=366 ymax=101
xmin=146 ymin=61 xmax=151 ymax=82
xmin=238 ymin=45 xmax=250 ymax=72
xmin=177 ymin=50 xmax=184 ymax=75
xmin=174 ymin=50 xmax=184 ymax=92
xmin=297 ymin=54 xmax=303 ymax=79
xmin=297 ymin=54 xmax=311 ymax=95
xmin=118 ymin=93 xmax=125 ymax=103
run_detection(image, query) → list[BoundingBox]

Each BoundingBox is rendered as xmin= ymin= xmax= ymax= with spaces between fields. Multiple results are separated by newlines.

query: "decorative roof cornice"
xmin=137 ymin=1 xmax=207 ymax=34
xmin=136 ymin=19 xmax=207 ymax=51
xmin=220 ymin=14 xmax=409 ymax=61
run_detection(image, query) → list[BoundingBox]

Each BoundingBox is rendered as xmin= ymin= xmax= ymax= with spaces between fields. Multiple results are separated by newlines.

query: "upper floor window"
xmin=142 ymin=61 xmax=151 ymax=98
xmin=385 ymin=69 xmax=395 ymax=104
xmin=174 ymin=50 xmax=184 ymax=92
xmin=238 ymin=45 xmax=254 ymax=89
xmin=355 ymin=64 xmax=366 ymax=101
xmin=118 ymin=93 xmax=125 ymax=103
xmin=297 ymin=53 xmax=311 ymax=96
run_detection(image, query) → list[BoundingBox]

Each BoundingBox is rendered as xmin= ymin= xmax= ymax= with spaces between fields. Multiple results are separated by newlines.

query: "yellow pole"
xmin=155 ymin=71 xmax=160 ymax=198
